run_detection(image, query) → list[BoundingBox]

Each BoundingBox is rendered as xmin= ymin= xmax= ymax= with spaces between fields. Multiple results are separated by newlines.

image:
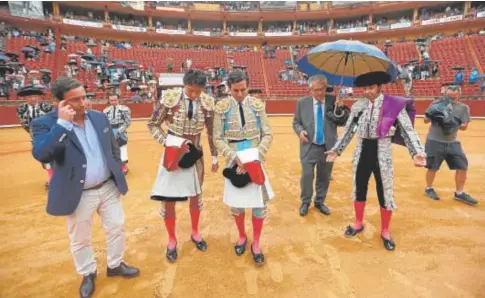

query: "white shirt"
xmin=183 ymin=93 xmax=197 ymax=116
xmin=28 ymin=105 xmax=34 ymax=118
xmin=183 ymin=93 xmax=218 ymax=165
xmin=235 ymin=96 xmax=250 ymax=129
xmin=313 ymin=97 xmax=325 ymax=144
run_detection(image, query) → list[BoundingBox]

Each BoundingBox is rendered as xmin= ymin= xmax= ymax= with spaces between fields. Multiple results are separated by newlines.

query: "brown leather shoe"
xmin=79 ymin=271 xmax=96 ymax=298
xmin=107 ymin=262 xmax=140 ymax=278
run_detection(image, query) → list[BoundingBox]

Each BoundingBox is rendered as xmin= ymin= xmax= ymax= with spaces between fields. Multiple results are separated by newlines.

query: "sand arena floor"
xmin=0 ymin=117 xmax=484 ymax=298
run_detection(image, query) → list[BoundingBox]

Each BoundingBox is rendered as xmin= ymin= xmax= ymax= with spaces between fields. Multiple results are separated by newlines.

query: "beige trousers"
xmin=66 ymin=180 xmax=125 ymax=276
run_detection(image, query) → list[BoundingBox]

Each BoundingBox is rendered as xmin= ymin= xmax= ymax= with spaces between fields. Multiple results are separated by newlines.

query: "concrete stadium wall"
xmin=1 ymin=99 xmax=484 ymax=127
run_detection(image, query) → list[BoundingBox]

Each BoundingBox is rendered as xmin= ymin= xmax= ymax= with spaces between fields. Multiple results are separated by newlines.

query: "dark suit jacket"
xmin=292 ymin=95 xmax=338 ymax=160
xmin=31 ymin=110 xmax=128 ymax=216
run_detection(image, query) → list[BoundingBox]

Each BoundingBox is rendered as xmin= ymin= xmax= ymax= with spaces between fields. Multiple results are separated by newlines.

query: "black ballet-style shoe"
xmin=344 ymin=225 xmax=364 ymax=237
xmin=191 ymin=236 xmax=208 ymax=251
xmin=234 ymin=238 xmax=247 ymax=256
xmin=166 ymin=243 xmax=178 ymax=263
xmin=381 ymin=236 xmax=396 ymax=251
xmin=250 ymin=244 xmax=265 ymax=265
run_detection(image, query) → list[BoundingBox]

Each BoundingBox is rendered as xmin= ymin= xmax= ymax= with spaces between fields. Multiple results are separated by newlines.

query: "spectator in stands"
xmin=455 ymin=70 xmax=464 ymax=85
xmin=480 ymin=77 xmax=485 ymax=92
xmin=41 ymin=72 xmax=51 ymax=89
xmin=431 ymin=63 xmax=439 ymax=78
xmin=167 ymin=58 xmax=173 ymax=73
xmin=469 ymin=67 xmax=479 ymax=84
xmin=422 ymin=50 xmax=430 ymax=63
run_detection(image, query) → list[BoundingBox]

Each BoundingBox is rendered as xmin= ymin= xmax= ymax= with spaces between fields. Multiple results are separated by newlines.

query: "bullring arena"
xmin=1 ymin=1 xmax=485 ymax=297
xmin=1 ymin=117 xmax=484 ymax=297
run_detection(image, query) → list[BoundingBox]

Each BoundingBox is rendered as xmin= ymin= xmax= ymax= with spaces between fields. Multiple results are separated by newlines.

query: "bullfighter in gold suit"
xmin=213 ymin=70 xmax=274 ymax=265
xmin=148 ymin=69 xmax=218 ymax=262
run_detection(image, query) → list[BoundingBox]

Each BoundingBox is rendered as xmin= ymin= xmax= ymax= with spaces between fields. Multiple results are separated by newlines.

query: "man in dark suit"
xmin=292 ymin=74 xmax=339 ymax=216
xmin=31 ymin=77 xmax=140 ymax=298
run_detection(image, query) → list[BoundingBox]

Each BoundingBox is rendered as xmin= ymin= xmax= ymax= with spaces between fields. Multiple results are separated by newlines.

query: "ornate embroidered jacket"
xmin=213 ymin=95 xmax=273 ymax=164
xmin=147 ymin=87 xmax=217 ymax=156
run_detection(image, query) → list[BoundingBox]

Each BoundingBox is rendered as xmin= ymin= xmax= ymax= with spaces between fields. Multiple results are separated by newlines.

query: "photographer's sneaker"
xmin=454 ymin=192 xmax=477 ymax=205
xmin=424 ymin=188 xmax=440 ymax=200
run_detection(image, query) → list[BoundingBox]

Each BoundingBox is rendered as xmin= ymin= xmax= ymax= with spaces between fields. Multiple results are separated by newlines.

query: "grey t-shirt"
xmin=427 ymin=101 xmax=470 ymax=143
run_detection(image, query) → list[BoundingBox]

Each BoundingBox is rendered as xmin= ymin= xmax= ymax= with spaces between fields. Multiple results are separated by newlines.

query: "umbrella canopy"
xmin=296 ymin=40 xmax=398 ymax=86
xmin=81 ymin=55 xmax=95 ymax=61
xmin=76 ymin=51 xmax=85 ymax=56
xmin=21 ymin=47 xmax=35 ymax=53
xmin=0 ymin=66 xmax=14 ymax=74
xmin=5 ymin=53 xmax=18 ymax=58
xmin=0 ymin=55 xmax=7 ymax=61
xmin=40 ymin=69 xmax=52 ymax=74
xmin=28 ymin=45 xmax=40 ymax=51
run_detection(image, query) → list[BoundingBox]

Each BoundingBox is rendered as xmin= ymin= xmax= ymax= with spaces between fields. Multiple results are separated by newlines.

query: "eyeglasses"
xmin=310 ymin=88 xmax=326 ymax=92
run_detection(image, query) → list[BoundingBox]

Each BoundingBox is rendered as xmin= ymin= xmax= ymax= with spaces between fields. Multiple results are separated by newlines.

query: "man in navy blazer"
xmin=31 ymin=77 xmax=139 ymax=298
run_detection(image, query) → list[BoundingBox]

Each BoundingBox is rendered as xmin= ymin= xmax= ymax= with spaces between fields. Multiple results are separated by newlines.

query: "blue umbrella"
xmin=297 ymin=40 xmax=398 ymax=87
xmin=0 ymin=55 xmax=7 ymax=61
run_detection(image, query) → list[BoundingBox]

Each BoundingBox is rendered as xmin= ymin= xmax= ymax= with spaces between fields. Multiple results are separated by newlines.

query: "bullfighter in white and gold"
xmin=16 ymin=85 xmax=54 ymax=188
xmin=213 ymin=70 xmax=273 ymax=265
xmin=147 ymin=69 xmax=218 ymax=263
xmin=103 ymin=93 xmax=131 ymax=175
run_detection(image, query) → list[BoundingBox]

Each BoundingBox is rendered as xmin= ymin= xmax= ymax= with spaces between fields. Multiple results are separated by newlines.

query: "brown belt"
xmin=85 ymin=178 xmax=111 ymax=191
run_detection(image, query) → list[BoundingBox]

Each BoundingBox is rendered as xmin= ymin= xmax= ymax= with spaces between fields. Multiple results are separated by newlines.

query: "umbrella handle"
xmin=333 ymin=98 xmax=345 ymax=118
xmin=333 ymin=97 xmax=345 ymax=118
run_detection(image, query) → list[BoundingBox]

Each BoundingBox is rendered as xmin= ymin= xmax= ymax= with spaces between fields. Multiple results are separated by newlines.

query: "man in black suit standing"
xmin=293 ymin=74 xmax=339 ymax=216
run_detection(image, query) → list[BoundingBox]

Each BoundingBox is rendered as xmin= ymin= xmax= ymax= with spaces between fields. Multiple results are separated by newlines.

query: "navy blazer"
xmin=31 ymin=109 xmax=128 ymax=216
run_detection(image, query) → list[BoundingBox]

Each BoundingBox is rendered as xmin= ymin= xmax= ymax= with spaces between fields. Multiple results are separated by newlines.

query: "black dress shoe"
xmin=79 ymin=271 xmax=96 ymax=298
xmin=299 ymin=203 xmax=310 ymax=216
xmin=250 ymin=244 xmax=265 ymax=265
xmin=234 ymin=238 xmax=247 ymax=256
xmin=107 ymin=262 xmax=140 ymax=278
xmin=381 ymin=236 xmax=396 ymax=251
xmin=315 ymin=203 xmax=331 ymax=215
xmin=166 ymin=244 xmax=178 ymax=263
xmin=191 ymin=236 xmax=208 ymax=251
xmin=344 ymin=225 xmax=364 ymax=237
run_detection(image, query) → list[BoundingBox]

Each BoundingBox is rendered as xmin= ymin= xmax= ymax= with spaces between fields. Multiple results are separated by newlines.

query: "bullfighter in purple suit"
xmin=325 ymin=71 xmax=427 ymax=251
